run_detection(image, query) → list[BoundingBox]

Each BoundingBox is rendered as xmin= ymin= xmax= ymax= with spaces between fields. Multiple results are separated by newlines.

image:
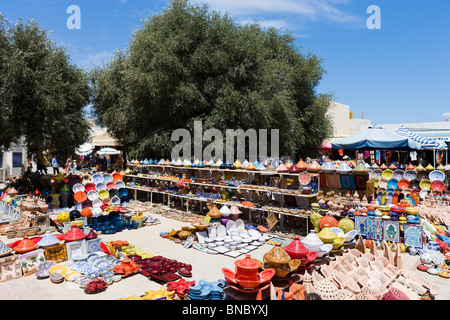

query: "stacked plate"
xmin=189 ymin=284 xmax=212 ymax=300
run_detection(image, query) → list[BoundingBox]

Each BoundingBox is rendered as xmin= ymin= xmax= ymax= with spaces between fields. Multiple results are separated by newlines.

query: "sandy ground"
xmin=0 ymin=211 xmax=449 ymax=300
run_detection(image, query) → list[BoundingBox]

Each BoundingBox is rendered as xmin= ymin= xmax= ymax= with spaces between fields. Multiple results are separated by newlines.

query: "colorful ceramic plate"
xmin=403 ymin=170 xmax=417 ymax=181
xmin=420 ymin=189 xmax=430 ymax=199
xmin=96 ymin=183 xmax=107 ymax=191
xmin=82 ymin=174 xmax=94 ymax=185
xmin=98 ymin=190 xmax=109 ymax=200
xmin=431 ymin=180 xmax=445 ymax=192
xmin=417 ymin=171 xmax=429 ymax=182
xmin=72 ymin=183 xmax=85 ymax=193
xmin=74 ymin=191 xmax=87 ymax=203
xmin=378 ymin=178 xmax=388 ymax=189
xmin=409 ymin=179 xmax=420 ymax=190
xmin=392 ymin=170 xmax=404 ymax=180
xmin=103 ymin=174 xmax=113 ymax=184
xmin=398 ymin=179 xmax=409 ymax=190
xmin=381 ymin=169 xmax=393 ymax=180
xmin=84 ymin=183 xmax=96 ymax=193
xmin=87 ymin=190 xmax=99 ymax=201
xmin=106 ymin=182 xmax=117 ymax=190
xmin=429 ymin=170 xmax=445 ymax=182
xmin=298 ymin=172 xmax=311 ymax=185
xmin=387 ymin=179 xmax=398 ymax=189
xmin=371 ymin=169 xmax=383 ymax=180
xmin=419 ymin=179 xmax=431 ymax=190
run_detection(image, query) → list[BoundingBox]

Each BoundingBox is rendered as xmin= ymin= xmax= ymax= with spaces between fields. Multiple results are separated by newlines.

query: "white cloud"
xmin=77 ymin=50 xmax=112 ymax=69
xmin=191 ymin=0 xmax=363 ymax=29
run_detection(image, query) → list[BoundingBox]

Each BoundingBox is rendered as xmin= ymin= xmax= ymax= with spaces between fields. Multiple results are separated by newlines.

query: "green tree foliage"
xmin=0 ymin=16 xmax=91 ymax=161
xmin=91 ymin=0 xmax=333 ymax=159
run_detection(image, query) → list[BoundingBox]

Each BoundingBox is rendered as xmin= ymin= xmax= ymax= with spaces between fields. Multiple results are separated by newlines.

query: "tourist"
xmin=51 ymin=156 xmax=59 ymax=175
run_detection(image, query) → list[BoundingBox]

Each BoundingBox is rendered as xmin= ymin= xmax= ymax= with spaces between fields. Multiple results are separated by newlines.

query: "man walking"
xmin=51 ymin=156 xmax=59 ymax=175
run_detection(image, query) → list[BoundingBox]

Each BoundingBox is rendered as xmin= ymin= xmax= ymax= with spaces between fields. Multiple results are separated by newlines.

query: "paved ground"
xmin=0 ymin=211 xmax=449 ymax=300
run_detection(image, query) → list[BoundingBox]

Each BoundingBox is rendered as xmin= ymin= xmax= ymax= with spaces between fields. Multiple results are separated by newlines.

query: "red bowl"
xmin=236 ymin=274 xmax=261 ymax=290
xmin=222 ymin=268 xmax=237 ymax=285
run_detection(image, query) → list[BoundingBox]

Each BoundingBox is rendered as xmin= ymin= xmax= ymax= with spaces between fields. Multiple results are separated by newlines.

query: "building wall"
xmin=327 ymin=101 xmax=350 ymax=141
xmin=0 ymin=139 xmax=27 ymax=180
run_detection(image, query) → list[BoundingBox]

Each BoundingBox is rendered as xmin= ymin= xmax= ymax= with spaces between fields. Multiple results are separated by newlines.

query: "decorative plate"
xmin=429 ymin=170 xmax=445 ymax=182
xmin=431 ymin=180 xmax=445 ymax=192
xmin=299 ymin=172 xmax=311 ymax=185
xmin=387 ymin=179 xmax=398 ymax=189
xmin=403 ymin=170 xmax=417 ymax=181
xmin=381 ymin=170 xmax=393 ymax=180
xmin=371 ymin=169 xmax=383 ymax=180
xmin=392 ymin=170 xmax=404 ymax=180
xmin=419 ymin=179 xmax=431 ymax=190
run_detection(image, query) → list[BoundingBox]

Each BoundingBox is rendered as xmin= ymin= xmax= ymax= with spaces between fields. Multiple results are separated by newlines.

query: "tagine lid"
xmin=64 ymin=224 xmax=87 ymax=242
xmin=289 ymin=164 xmax=300 ymax=173
xmin=296 ymin=159 xmax=308 ymax=171
xmin=284 ymin=236 xmax=309 ymax=257
xmin=86 ymin=228 xmax=98 ymax=240
xmin=208 ymin=206 xmax=222 ymax=219
xmin=264 ymin=244 xmax=291 ymax=264
xmin=235 ymin=254 xmax=261 ymax=271
xmin=13 ymin=236 xmax=38 ymax=253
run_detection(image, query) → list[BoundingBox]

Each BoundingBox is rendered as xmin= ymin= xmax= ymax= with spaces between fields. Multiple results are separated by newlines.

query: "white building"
xmin=0 ymin=138 xmax=27 ymax=181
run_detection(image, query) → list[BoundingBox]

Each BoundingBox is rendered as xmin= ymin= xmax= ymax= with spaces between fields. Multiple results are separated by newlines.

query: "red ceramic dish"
xmin=234 ymin=255 xmax=261 ymax=277
xmin=431 ymin=180 xmax=445 ymax=192
xmin=84 ymin=183 xmax=96 ymax=193
xmin=259 ymin=268 xmax=276 ymax=285
xmin=300 ymin=251 xmax=318 ymax=266
xmin=235 ymin=274 xmax=261 ymax=290
xmin=398 ymin=179 xmax=409 ymax=190
xmin=222 ymin=268 xmax=238 ymax=285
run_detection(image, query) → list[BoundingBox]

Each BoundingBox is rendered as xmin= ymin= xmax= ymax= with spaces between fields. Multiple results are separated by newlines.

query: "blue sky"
xmin=1 ymin=0 xmax=449 ymax=125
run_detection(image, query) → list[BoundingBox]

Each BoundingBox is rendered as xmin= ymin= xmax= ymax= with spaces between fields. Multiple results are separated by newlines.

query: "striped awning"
xmin=395 ymin=125 xmax=447 ymax=150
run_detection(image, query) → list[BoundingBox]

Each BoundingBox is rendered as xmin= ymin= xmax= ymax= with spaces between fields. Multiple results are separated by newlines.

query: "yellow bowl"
xmin=419 ymin=179 xmax=431 ymax=190
xmin=381 ymin=169 xmax=393 ymax=180
xmin=332 ymin=237 xmax=345 ymax=250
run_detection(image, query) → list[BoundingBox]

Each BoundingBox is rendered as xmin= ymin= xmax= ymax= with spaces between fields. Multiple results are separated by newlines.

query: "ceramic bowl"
xmin=343 ymin=230 xmax=358 ymax=242
xmin=387 ymin=178 xmax=398 ymax=189
xmin=403 ymin=170 xmax=416 ymax=181
xmin=409 ymin=179 xmax=420 ymax=189
xmin=429 ymin=170 xmax=445 ymax=182
xmin=431 ymin=180 xmax=445 ymax=192
xmin=417 ymin=171 xmax=429 ymax=182
xmin=378 ymin=179 xmax=388 ymax=189
xmin=371 ymin=169 xmax=383 ymax=180
xmin=381 ymin=169 xmax=393 ymax=180
xmin=392 ymin=170 xmax=404 ymax=180
xmin=332 ymin=237 xmax=345 ymax=250
xmin=316 ymin=244 xmax=333 ymax=258
xmin=72 ymin=183 xmax=85 ymax=193
xmin=330 ymin=227 xmax=344 ymax=237
xmin=398 ymin=179 xmax=409 ymax=190
xmin=419 ymin=179 xmax=431 ymax=190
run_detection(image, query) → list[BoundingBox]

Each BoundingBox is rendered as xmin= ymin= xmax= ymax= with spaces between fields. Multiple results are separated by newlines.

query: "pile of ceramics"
xmin=188 ymin=280 xmax=227 ymax=300
xmin=46 ymin=251 xmax=122 ymax=287
xmin=119 ymin=287 xmax=176 ymax=300
xmin=222 ymin=254 xmax=276 ymax=293
xmin=166 ymin=278 xmax=196 ymax=299
xmin=415 ymin=248 xmax=449 ymax=278
xmin=303 ymin=237 xmax=437 ymax=300
xmin=194 ymin=219 xmax=271 ymax=257
xmin=129 ymin=158 xmax=324 ymax=174
xmin=71 ymin=171 xmax=128 ymax=217
xmin=137 ymin=255 xmax=193 ymax=284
